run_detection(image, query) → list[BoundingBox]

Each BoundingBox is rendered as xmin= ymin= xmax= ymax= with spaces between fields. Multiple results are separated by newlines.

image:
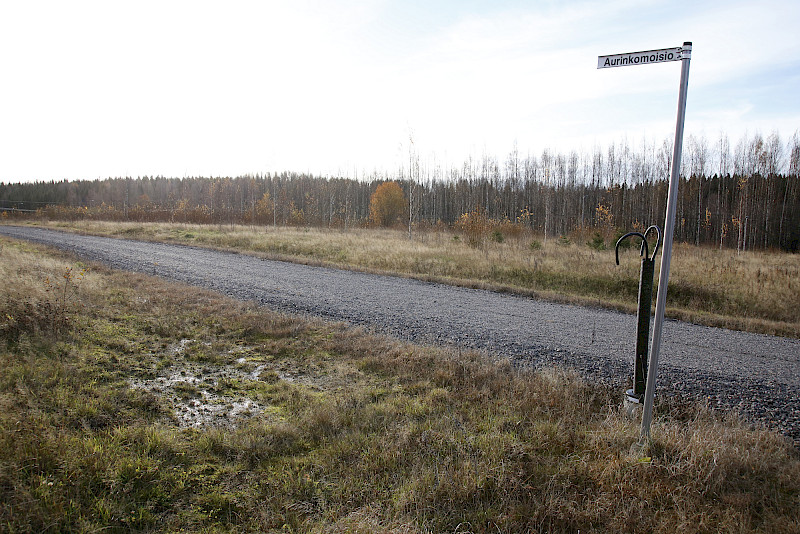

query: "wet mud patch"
xmin=129 ymin=340 xmax=258 ymax=427
xmin=128 ymin=337 xmax=365 ymax=428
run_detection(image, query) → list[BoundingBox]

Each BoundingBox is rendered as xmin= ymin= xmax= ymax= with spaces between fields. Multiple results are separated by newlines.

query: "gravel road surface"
xmin=2 ymin=225 xmax=798 ymax=443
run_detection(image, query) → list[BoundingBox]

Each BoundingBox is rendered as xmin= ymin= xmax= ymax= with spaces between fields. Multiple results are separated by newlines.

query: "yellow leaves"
xmin=455 ymin=207 xmax=491 ymax=248
xmin=255 ymin=192 xmax=274 ymax=221
xmin=595 ymin=202 xmax=613 ymax=227
xmin=369 ymin=182 xmax=406 ymax=227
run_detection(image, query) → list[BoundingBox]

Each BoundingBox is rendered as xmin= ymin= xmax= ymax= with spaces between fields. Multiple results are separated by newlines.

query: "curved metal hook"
xmin=615 ymin=226 xmax=662 ymax=264
xmin=615 ymin=231 xmax=647 ymax=265
xmin=643 ymin=225 xmax=661 ymax=259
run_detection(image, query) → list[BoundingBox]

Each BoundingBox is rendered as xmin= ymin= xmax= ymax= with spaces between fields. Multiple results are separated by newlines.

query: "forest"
xmin=2 ymin=131 xmax=799 ymax=251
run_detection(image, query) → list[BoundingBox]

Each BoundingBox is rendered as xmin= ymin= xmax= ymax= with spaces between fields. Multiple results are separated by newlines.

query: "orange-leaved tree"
xmin=369 ymin=181 xmax=406 ymax=227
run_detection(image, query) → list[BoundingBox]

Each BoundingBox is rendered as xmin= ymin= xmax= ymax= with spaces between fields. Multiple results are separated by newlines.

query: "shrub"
xmin=490 ymin=229 xmax=505 ymax=243
xmin=614 ymin=228 xmax=635 ymax=250
xmin=587 ymin=232 xmax=606 ymax=250
xmin=369 ymin=182 xmax=407 ymax=227
xmin=1 ymin=266 xmax=87 ymax=344
xmin=455 ymin=207 xmax=491 ymax=248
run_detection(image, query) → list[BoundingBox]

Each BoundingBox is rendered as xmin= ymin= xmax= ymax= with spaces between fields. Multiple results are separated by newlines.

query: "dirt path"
xmin=2 ymin=224 xmax=798 ymax=442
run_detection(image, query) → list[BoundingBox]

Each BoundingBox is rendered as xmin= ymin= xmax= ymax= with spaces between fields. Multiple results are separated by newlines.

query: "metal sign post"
xmin=598 ymin=42 xmax=692 ymax=439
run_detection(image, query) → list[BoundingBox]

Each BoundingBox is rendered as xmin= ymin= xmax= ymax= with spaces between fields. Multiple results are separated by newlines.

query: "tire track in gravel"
xmin=2 ymin=225 xmax=799 ymax=443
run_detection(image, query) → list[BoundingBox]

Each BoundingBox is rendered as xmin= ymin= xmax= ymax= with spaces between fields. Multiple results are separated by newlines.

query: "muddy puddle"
xmin=129 ymin=339 xmax=292 ymax=428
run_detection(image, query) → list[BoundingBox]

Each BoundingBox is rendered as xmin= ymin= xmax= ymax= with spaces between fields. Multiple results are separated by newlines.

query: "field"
xmin=1 ymin=236 xmax=799 ymax=532
xmin=20 ymin=219 xmax=800 ymax=338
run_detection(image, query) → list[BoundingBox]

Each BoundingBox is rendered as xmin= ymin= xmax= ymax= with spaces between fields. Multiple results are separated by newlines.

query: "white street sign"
xmin=597 ymin=46 xmax=685 ymax=69
xmin=596 ymin=42 xmax=692 ymax=441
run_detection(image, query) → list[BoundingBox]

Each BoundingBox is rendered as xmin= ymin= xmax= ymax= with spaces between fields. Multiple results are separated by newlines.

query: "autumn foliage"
xmin=369 ymin=181 xmax=406 ymax=227
xmin=455 ymin=206 xmax=491 ymax=248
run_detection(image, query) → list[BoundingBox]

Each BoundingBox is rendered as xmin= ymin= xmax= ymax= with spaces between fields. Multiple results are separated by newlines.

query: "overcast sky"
xmin=1 ymin=0 xmax=798 ymax=182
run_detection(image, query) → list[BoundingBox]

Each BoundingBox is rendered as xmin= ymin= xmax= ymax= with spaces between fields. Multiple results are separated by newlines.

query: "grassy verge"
xmin=1 ymin=237 xmax=799 ymax=532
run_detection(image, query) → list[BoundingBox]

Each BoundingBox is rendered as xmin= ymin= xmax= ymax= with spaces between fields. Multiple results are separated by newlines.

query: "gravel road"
xmin=2 ymin=225 xmax=799 ymax=443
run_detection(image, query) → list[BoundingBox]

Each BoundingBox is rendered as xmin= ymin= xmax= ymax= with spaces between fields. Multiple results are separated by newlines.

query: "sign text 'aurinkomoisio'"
xmin=597 ymin=47 xmax=684 ymax=69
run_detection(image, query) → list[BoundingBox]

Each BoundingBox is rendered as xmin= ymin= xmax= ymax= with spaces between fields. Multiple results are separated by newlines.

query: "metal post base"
xmin=624 ymin=389 xmax=643 ymax=420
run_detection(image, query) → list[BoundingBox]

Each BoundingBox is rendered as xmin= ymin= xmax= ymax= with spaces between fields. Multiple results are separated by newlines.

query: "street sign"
xmin=597 ymin=46 xmax=685 ymax=69
xmin=597 ymin=42 xmax=692 ymax=441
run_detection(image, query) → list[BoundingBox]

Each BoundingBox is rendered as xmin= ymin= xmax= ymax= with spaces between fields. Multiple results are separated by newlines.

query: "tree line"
xmin=2 ymin=131 xmax=798 ymax=251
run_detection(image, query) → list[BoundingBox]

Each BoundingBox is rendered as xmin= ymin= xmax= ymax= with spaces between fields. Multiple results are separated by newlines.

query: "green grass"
xmin=1 ymin=237 xmax=799 ymax=533
xmin=15 ymin=219 xmax=800 ymax=338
